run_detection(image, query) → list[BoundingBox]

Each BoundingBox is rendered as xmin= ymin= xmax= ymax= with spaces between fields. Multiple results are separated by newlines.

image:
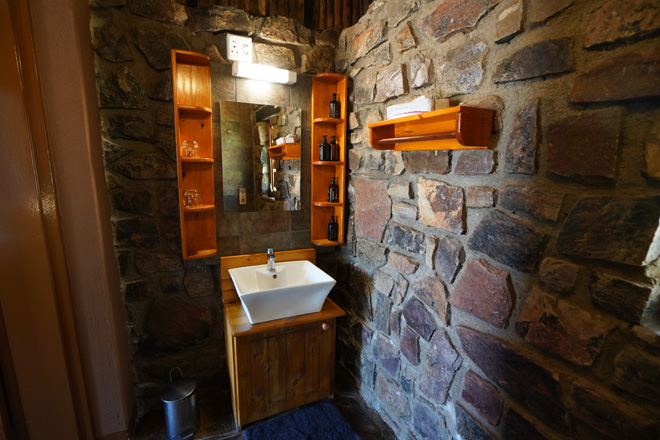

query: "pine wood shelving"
xmin=268 ymin=142 xmax=301 ymax=160
xmin=171 ymin=49 xmax=217 ymax=260
xmin=368 ymin=105 xmax=494 ymax=151
xmin=311 ymin=73 xmax=347 ymax=246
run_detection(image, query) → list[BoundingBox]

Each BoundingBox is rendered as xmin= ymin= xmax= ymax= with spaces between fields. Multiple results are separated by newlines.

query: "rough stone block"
xmin=396 ymin=22 xmax=417 ymax=53
xmin=418 ymin=178 xmax=464 ymax=233
xmin=384 ymin=223 xmax=425 ymax=254
xmin=500 ymin=186 xmax=564 ymax=222
xmin=494 ymin=38 xmax=572 ymax=83
xmin=569 ymin=380 xmax=656 ymax=440
xmin=516 ymin=287 xmax=615 ymax=366
xmin=356 ymin=238 xmax=388 ymax=268
xmin=451 ymin=259 xmax=515 ymax=328
xmin=613 ymin=347 xmax=660 ymax=404
xmin=92 ymin=19 xmax=132 ymax=63
xmin=419 ymin=0 xmax=501 ymax=42
xmin=505 ymin=99 xmax=538 ymax=175
xmin=254 ymin=43 xmax=296 ymax=70
xmin=375 ymin=64 xmax=407 ymax=102
xmin=390 ymin=309 xmax=401 ymax=339
xmin=457 ymin=326 xmax=565 ymax=426
xmin=387 ymin=181 xmax=412 ymax=199
xmin=503 ymin=409 xmax=547 ymax=440
xmin=557 ymin=196 xmax=660 ymax=266
xmin=135 ymin=252 xmax=182 ymax=276
xmin=570 ymin=48 xmax=660 ymax=103
xmin=419 ymin=331 xmax=462 ymax=405
xmin=100 ymin=67 xmax=148 ymax=109
xmin=413 ymin=401 xmax=448 ymax=440
xmin=402 ymin=298 xmax=437 ymax=341
xmin=184 ymin=266 xmax=214 ymax=298
xmin=400 ymin=326 xmax=420 ymax=365
xmin=112 ymin=153 xmax=176 ymax=180
xmin=436 ymin=40 xmax=488 ymax=96
xmin=435 ymin=236 xmax=464 ymax=283
xmin=135 ymin=29 xmax=189 ymax=72
xmin=410 ymin=52 xmax=433 ymax=88
xmin=412 ymin=275 xmax=448 ymax=325
xmin=377 ymin=373 xmax=410 ymax=417
xmin=469 ymin=211 xmax=544 ymax=272
xmin=113 ymin=217 xmax=160 ymax=248
xmin=128 ymin=0 xmax=188 ymax=26
xmin=454 ymin=150 xmax=495 ymax=175
xmin=374 ymin=292 xmax=393 ymax=336
xmin=302 ymin=47 xmax=334 ymax=73
xmin=403 ymin=150 xmax=450 ymax=174
xmin=355 ymin=179 xmax=391 ymax=242
xmin=495 ymin=0 xmax=523 ymax=43
xmin=122 ymin=280 xmax=155 ymax=301
xmin=456 ymin=405 xmax=495 ymax=440
xmin=392 ymin=202 xmax=417 ymax=222
xmin=384 ymin=151 xmax=405 ymax=176
xmin=462 ymin=370 xmax=502 ymax=425
xmin=112 ymin=185 xmax=153 ymax=215
xmin=539 ymin=257 xmax=579 ymax=295
xmin=258 ymin=15 xmax=311 ymax=45
xmin=590 ymin=272 xmax=651 ymax=323
xmin=354 ymin=70 xmax=377 ymax=104
xmin=548 ymin=108 xmax=621 ymax=182
xmin=392 ymin=276 xmax=409 ymax=305
xmin=373 ymin=270 xmax=395 ymax=296
xmin=347 ymin=20 xmax=387 ymax=64
xmin=388 ymin=252 xmax=419 ymax=274
xmin=144 ymin=296 xmax=211 ymax=354
xmin=374 ymin=333 xmax=400 ymax=376
xmin=584 ymin=0 xmax=660 ymax=48
xmin=467 ymin=186 xmax=494 ymax=208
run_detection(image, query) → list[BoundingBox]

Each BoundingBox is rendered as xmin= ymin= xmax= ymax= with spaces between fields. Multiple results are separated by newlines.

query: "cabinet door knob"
xmin=321 ymin=322 xmax=329 ymax=331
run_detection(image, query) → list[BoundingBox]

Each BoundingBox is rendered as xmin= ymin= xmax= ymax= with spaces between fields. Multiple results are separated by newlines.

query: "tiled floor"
xmin=134 ymin=391 xmax=396 ymax=440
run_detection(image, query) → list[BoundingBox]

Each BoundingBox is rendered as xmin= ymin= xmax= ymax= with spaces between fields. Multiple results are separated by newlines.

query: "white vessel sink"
xmin=228 ymin=260 xmax=336 ymax=324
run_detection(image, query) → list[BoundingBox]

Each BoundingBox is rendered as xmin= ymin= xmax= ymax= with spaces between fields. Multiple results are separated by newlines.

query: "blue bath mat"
xmin=243 ymin=400 xmax=361 ymax=440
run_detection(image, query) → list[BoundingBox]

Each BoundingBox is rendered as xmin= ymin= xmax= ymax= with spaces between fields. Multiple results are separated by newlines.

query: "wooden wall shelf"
xmin=171 ymin=49 xmax=217 ymax=260
xmin=268 ymin=142 xmax=300 ymax=160
xmin=368 ymin=105 xmax=494 ymax=151
xmin=311 ymin=73 xmax=347 ymax=246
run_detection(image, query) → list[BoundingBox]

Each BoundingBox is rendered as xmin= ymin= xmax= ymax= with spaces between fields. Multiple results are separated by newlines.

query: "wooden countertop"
xmin=225 ymin=298 xmax=345 ymax=337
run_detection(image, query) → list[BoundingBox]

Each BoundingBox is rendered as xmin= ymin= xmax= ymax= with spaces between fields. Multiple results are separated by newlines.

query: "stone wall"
xmin=89 ymin=0 xmax=337 ymax=415
xmin=330 ymin=0 xmax=660 ymax=439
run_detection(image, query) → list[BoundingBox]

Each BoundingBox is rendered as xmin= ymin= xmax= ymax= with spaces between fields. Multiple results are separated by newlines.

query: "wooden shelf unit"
xmin=171 ymin=49 xmax=217 ymax=260
xmin=268 ymin=142 xmax=301 ymax=160
xmin=311 ymin=73 xmax=347 ymax=246
xmin=368 ymin=105 xmax=494 ymax=151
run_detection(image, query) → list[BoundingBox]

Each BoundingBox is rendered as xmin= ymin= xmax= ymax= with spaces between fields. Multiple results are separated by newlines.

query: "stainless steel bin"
xmin=161 ymin=368 xmax=200 ymax=440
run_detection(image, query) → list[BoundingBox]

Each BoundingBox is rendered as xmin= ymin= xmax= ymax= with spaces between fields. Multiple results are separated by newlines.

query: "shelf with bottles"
xmin=172 ymin=48 xmax=217 ymax=260
xmin=311 ymin=72 xmax=347 ymax=246
xmin=311 ymin=205 xmax=344 ymax=247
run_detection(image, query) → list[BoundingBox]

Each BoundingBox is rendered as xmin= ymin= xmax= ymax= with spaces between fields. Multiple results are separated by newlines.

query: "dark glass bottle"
xmin=319 ymin=135 xmax=330 ymax=161
xmin=329 ymin=93 xmax=340 ymax=119
xmin=329 ymin=136 xmax=339 ymax=161
xmin=328 ymin=216 xmax=338 ymax=241
xmin=328 ymin=177 xmax=339 ymax=203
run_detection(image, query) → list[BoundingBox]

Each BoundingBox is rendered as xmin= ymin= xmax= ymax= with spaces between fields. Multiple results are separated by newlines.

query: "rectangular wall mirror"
xmin=220 ymin=101 xmax=303 ymax=213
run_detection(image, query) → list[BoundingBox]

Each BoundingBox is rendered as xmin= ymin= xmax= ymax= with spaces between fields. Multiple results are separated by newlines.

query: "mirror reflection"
xmin=220 ymin=101 xmax=302 ymax=213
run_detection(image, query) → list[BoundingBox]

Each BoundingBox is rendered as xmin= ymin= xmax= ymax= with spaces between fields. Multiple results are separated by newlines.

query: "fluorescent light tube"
xmin=231 ymin=61 xmax=297 ymax=85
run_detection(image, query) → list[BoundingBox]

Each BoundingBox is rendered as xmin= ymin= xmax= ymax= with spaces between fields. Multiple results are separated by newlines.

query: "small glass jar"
xmin=183 ymin=189 xmax=202 ymax=207
xmin=181 ymin=140 xmax=199 ymax=158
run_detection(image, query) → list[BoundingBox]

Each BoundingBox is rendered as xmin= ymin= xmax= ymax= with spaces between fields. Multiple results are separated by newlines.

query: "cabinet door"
xmin=239 ymin=319 xmax=336 ymax=425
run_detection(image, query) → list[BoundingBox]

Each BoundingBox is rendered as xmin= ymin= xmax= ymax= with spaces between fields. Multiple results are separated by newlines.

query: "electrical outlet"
xmin=239 ymin=188 xmax=247 ymax=205
xmin=226 ymin=34 xmax=252 ymax=63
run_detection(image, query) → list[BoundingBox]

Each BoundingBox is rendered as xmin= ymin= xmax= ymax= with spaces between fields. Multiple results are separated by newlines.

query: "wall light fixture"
xmin=231 ymin=61 xmax=297 ymax=85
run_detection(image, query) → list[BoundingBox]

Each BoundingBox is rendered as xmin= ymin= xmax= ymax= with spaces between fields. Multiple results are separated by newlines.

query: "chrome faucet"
xmin=266 ymin=248 xmax=276 ymax=272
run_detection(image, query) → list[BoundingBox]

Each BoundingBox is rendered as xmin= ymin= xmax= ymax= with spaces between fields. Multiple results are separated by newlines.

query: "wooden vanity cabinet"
xmin=220 ymin=249 xmax=345 ymax=427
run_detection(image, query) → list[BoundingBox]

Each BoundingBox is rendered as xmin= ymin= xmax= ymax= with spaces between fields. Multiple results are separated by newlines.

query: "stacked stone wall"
xmin=329 ymin=0 xmax=660 ymax=438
